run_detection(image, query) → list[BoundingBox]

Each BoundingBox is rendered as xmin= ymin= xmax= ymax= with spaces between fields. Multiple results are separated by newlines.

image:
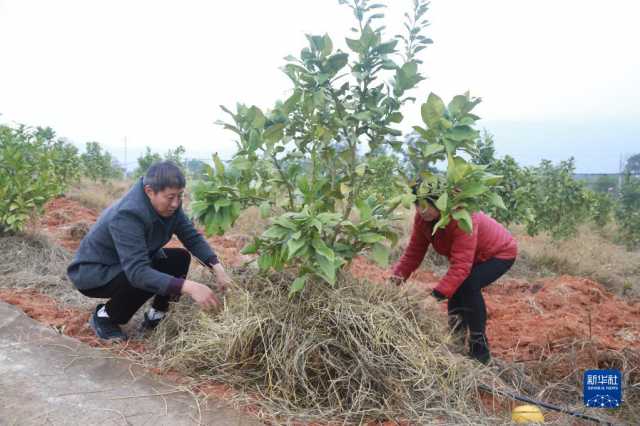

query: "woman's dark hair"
xmin=410 ymin=177 xmax=422 ymax=197
xmin=411 ymin=177 xmax=436 ymax=207
xmin=143 ymin=161 xmax=186 ymax=192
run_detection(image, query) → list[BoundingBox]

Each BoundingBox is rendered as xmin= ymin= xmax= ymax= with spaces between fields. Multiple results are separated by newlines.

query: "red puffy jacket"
xmin=392 ymin=211 xmax=517 ymax=298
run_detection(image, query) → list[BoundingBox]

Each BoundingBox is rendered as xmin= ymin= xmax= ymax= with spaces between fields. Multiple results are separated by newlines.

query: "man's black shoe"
xmin=89 ymin=304 xmax=127 ymax=341
xmin=140 ymin=311 xmax=163 ymax=331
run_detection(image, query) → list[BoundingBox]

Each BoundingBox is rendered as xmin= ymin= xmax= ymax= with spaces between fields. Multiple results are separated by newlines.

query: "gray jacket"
xmin=67 ymin=178 xmax=218 ymax=296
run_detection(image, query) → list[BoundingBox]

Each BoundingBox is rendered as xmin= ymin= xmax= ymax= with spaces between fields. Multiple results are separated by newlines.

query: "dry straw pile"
xmin=150 ymin=270 xmax=508 ymax=424
xmin=0 ymin=233 xmax=88 ymax=306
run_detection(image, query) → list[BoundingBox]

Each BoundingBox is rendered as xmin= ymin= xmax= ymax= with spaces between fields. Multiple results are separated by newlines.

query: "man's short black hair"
xmin=143 ymin=161 xmax=186 ymax=192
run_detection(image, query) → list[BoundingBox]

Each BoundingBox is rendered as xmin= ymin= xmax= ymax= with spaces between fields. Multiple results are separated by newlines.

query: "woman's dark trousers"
xmin=447 ymin=257 xmax=515 ymax=363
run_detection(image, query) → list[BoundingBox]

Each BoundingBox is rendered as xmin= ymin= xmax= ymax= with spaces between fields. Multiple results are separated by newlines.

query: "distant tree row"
xmin=352 ymin=130 xmax=640 ymax=249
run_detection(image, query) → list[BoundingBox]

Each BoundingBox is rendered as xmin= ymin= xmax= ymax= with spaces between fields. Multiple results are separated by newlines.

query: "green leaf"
xmin=375 ymin=40 xmax=398 ymax=54
xmin=361 ymin=25 xmax=377 ymax=48
xmin=381 ymin=59 xmax=398 ymax=70
xmin=273 ymin=216 xmax=297 ymax=230
xmin=325 ymin=53 xmax=348 ymax=74
xmin=214 ymin=198 xmax=232 ymax=209
xmin=259 ymin=201 xmax=271 ymax=219
xmin=353 ymin=111 xmax=373 ymax=121
xmin=355 ymin=164 xmax=366 ymax=176
xmin=448 ymin=95 xmax=468 ymax=117
xmin=346 ymin=37 xmax=363 ymax=53
xmin=231 ymin=157 xmax=252 ymax=171
xmin=452 ymin=209 xmax=473 ymax=234
xmin=356 ymin=198 xmax=372 ymax=220
xmin=283 ymin=91 xmax=301 ymax=113
xmin=487 ymin=192 xmax=507 ymax=210
xmin=435 ymin=192 xmax=448 ymax=211
xmin=446 ymin=153 xmax=457 ymax=181
xmin=241 ymin=242 xmax=258 ymax=255
xmin=422 ymin=143 xmax=444 ymax=158
xmin=289 ymin=275 xmax=307 ymax=297
xmin=370 ymin=242 xmax=390 ymax=268
xmin=312 ymin=237 xmax=335 ymax=261
xmin=396 ymin=61 xmax=420 ymax=92
xmin=263 ymin=123 xmax=285 ymax=144
xmin=445 ymin=125 xmax=478 ymax=142
xmin=389 ymin=112 xmax=403 ymax=123
xmin=322 ymin=34 xmax=333 ymax=56
xmin=212 ymin=153 xmax=225 ymax=177
xmin=287 ymin=238 xmax=306 ymax=260
xmin=249 ymin=106 xmax=266 ymax=129
xmin=482 ymin=173 xmax=503 ymax=185
xmin=360 ymin=232 xmax=386 ymax=243
xmin=421 ymin=93 xmax=445 ymax=128
xmin=316 ymin=255 xmax=337 ymax=286
xmin=432 ymin=214 xmax=451 ymax=233
xmin=262 ymin=225 xmax=289 ymax=240
xmin=401 ymin=193 xmax=416 ymax=209
xmin=258 ymin=253 xmax=273 ymax=271
xmin=456 ymin=182 xmax=488 ymax=199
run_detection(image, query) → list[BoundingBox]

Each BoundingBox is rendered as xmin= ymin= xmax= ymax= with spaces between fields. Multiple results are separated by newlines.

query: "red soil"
xmin=0 ymin=288 xmax=145 ymax=353
xmin=39 ymin=196 xmax=99 ymax=251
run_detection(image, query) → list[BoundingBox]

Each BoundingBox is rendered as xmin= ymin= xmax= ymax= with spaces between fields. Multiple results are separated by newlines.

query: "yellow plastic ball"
xmin=511 ymin=404 xmax=545 ymax=423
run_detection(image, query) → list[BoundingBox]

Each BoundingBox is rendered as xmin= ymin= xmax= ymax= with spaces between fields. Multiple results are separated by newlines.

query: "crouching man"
xmin=67 ymin=161 xmax=231 ymax=341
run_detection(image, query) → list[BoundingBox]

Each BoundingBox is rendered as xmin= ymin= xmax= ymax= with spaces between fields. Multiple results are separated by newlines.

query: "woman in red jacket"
xmin=391 ymin=188 xmax=517 ymax=364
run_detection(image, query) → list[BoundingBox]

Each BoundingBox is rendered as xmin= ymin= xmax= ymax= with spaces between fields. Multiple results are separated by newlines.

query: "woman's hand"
xmin=387 ymin=275 xmax=404 ymax=286
xmin=431 ymin=288 xmax=447 ymax=301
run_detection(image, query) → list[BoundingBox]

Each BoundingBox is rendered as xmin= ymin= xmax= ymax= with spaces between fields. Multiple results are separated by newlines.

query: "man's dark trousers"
xmin=79 ymin=248 xmax=190 ymax=324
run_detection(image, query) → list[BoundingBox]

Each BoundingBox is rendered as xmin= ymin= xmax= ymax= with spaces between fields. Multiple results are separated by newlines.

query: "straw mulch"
xmin=0 ymin=232 xmax=89 ymax=306
xmin=150 ymin=269 xmax=509 ymax=424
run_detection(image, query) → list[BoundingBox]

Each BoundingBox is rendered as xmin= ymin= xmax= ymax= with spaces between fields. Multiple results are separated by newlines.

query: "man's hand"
xmin=211 ymin=263 xmax=232 ymax=293
xmin=182 ymin=280 xmax=220 ymax=309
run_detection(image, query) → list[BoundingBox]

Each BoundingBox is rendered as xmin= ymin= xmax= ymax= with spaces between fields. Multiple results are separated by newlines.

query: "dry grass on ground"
xmin=0 ymin=231 xmax=88 ymax=307
xmin=148 ymin=270 xmax=514 ymax=424
xmin=511 ymin=224 xmax=640 ymax=298
xmin=66 ymin=179 xmax=132 ymax=211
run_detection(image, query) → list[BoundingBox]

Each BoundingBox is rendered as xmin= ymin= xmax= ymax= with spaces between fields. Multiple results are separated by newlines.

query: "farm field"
xmin=1 ymin=186 xmax=638 ymax=424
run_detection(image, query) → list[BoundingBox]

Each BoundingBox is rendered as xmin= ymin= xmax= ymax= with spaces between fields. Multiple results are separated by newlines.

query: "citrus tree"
xmin=0 ymin=124 xmax=80 ymax=233
xmin=616 ymin=173 xmax=640 ymax=249
xmin=134 ymin=145 xmax=187 ymax=178
xmin=81 ymin=141 xmax=124 ymax=182
xmin=586 ymin=189 xmax=615 ymax=228
xmin=525 ymin=158 xmax=590 ymax=239
xmin=134 ymin=147 xmax=163 ymax=178
xmin=193 ymin=0 xmax=504 ymax=294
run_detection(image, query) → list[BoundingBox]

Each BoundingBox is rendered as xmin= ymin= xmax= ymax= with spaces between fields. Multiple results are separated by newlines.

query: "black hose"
xmin=478 ymin=384 xmax=616 ymax=425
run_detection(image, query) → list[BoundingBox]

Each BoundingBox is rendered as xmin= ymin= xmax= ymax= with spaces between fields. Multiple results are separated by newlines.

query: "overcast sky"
xmin=1 ymin=0 xmax=639 ymax=172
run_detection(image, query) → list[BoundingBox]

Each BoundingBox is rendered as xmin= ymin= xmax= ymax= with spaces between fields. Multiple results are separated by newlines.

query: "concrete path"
xmin=0 ymin=301 xmax=261 ymax=426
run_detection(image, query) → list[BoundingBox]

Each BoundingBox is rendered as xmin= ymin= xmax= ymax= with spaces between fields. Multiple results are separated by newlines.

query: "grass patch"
xmin=66 ymin=179 xmax=132 ymax=211
xmin=0 ymin=232 xmax=89 ymax=307
xmin=512 ymin=224 xmax=640 ymax=298
xmin=148 ymin=269 xmax=513 ymax=424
